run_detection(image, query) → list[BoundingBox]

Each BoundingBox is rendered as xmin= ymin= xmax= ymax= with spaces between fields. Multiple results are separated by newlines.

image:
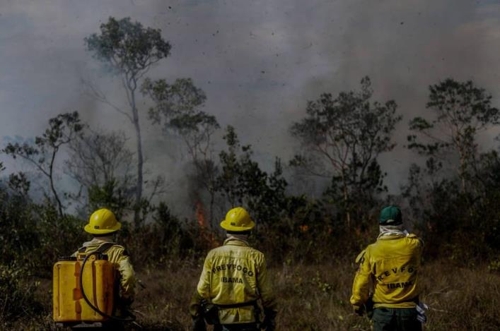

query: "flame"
xmin=196 ymin=201 xmax=208 ymax=228
xmin=195 ymin=200 xmax=220 ymax=248
xmin=299 ymin=224 xmax=309 ymax=232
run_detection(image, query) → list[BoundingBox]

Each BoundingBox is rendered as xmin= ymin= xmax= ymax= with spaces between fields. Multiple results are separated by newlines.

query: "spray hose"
xmin=80 ymin=252 xmax=136 ymax=323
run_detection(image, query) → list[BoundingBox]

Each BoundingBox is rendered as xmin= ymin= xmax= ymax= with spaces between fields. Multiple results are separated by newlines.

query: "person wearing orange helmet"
xmin=72 ymin=208 xmax=136 ymax=330
xmin=189 ymin=206 xmax=277 ymax=331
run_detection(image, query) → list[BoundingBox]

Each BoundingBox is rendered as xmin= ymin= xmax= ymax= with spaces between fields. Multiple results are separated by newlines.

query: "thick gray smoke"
xmin=1 ymin=0 xmax=500 ymax=217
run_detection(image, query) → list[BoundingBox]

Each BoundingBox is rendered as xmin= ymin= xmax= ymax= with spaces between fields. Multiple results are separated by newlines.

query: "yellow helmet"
xmin=220 ymin=207 xmax=255 ymax=232
xmin=84 ymin=208 xmax=121 ymax=235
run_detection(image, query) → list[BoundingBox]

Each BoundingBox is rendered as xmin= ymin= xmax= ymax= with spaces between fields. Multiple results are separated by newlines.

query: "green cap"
xmin=379 ymin=206 xmax=402 ymax=225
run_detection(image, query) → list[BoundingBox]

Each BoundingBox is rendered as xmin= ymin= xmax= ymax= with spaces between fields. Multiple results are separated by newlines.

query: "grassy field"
xmin=6 ymin=258 xmax=500 ymax=331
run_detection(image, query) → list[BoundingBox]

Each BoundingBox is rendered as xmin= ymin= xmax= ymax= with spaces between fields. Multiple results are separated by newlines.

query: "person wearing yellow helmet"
xmin=189 ymin=207 xmax=278 ymax=331
xmin=72 ymin=208 xmax=136 ymax=330
xmin=350 ymin=205 xmax=425 ymax=331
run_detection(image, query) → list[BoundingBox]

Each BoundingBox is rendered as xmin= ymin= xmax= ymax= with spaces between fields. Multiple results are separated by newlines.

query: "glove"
xmin=191 ymin=316 xmax=206 ymax=331
xmin=115 ymin=298 xmax=135 ymax=319
xmin=353 ymin=305 xmax=365 ymax=316
xmin=261 ymin=318 xmax=276 ymax=331
xmin=261 ymin=309 xmax=276 ymax=331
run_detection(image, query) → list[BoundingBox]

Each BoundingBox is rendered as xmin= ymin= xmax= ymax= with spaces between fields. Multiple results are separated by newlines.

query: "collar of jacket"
xmin=377 ymin=234 xmax=407 ymax=241
xmin=82 ymin=236 xmax=114 ymax=247
xmin=223 ymin=238 xmax=250 ymax=246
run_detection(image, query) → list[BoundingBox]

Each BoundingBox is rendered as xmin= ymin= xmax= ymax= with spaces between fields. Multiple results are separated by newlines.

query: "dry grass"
xmin=7 ymin=258 xmax=500 ymax=331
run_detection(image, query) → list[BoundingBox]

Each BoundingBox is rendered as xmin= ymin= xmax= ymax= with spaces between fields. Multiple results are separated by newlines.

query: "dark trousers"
xmin=215 ymin=323 xmax=259 ymax=331
xmin=372 ymin=308 xmax=422 ymax=331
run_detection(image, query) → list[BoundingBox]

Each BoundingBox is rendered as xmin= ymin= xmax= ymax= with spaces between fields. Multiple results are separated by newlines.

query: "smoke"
xmin=1 ymin=0 xmax=500 ymax=216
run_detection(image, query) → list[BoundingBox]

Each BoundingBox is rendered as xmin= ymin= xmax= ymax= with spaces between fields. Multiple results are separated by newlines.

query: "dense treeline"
xmin=2 ymin=16 xmax=500 ymax=328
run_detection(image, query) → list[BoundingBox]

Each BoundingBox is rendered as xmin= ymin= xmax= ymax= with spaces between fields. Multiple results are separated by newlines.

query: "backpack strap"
xmin=78 ymin=242 xmax=115 ymax=254
xmin=96 ymin=242 xmax=115 ymax=253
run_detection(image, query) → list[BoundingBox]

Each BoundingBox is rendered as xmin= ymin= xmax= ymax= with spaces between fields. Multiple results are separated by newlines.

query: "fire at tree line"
xmin=1 ymin=16 xmax=500 ymax=329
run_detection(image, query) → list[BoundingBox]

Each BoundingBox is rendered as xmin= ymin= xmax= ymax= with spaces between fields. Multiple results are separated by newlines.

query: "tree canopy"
xmin=290 ymin=77 xmax=402 ymax=226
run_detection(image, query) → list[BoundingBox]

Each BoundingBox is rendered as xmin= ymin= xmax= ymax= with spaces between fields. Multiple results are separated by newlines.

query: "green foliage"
xmin=85 ymin=17 xmax=171 ymax=74
xmin=290 ymin=76 xmax=401 ymax=226
xmin=404 ymin=79 xmax=500 ymax=265
xmin=8 ymin=172 xmax=31 ymax=196
xmin=408 ymin=78 xmax=499 ymax=192
xmin=0 ymin=265 xmax=42 ymax=321
xmin=488 ymin=259 xmax=500 ymax=272
xmin=88 ymin=179 xmax=134 ymax=220
xmin=4 ymin=75 xmax=500 ymax=330
xmin=66 ymin=129 xmax=136 ymax=213
xmin=142 ymin=76 xmax=217 ymax=186
xmin=0 ymin=190 xmax=39 ymax=268
xmin=0 ymin=184 xmax=85 ymax=276
xmin=256 ymin=197 xmax=333 ymax=264
xmin=2 ymin=112 xmax=84 ymax=216
xmin=472 ymin=151 xmax=500 ymax=250
xmin=403 ymin=148 xmax=500 ymax=264
xmin=427 ymin=79 xmax=499 ymax=125
xmin=143 ymin=78 xmax=208 ymax=127
xmin=33 ymin=204 xmax=87 ymax=276
xmin=152 ymin=203 xmax=194 ymax=258
xmin=310 ymin=271 xmax=334 ymax=294
xmin=117 ymin=203 xmax=198 ymax=267
xmin=212 ymin=125 xmax=381 ymax=263
xmin=214 ymin=126 xmax=289 ymax=225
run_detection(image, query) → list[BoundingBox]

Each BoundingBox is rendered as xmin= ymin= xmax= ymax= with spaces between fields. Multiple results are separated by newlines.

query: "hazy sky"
xmin=1 ymin=0 xmax=500 ymax=213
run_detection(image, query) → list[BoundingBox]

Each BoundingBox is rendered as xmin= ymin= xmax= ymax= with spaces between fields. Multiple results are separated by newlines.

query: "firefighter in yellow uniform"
xmin=73 ymin=208 xmax=136 ymax=330
xmin=350 ymin=205 xmax=424 ymax=331
xmin=190 ymin=207 xmax=278 ymax=331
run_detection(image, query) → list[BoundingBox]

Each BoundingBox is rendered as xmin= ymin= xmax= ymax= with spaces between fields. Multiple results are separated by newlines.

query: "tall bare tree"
xmin=85 ymin=17 xmax=171 ymax=224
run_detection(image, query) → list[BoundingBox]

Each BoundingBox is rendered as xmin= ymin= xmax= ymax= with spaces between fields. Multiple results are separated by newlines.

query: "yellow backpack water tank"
xmin=53 ymin=253 xmax=115 ymax=323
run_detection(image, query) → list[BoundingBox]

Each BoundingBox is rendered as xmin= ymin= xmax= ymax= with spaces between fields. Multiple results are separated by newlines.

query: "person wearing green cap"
xmin=189 ymin=207 xmax=277 ymax=331
xmin=350 ymin=205 xmax=424 ymax=331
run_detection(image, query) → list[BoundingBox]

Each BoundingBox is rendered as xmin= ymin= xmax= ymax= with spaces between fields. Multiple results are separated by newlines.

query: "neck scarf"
xmin=83 ymin=236 xmax=114 ymax=247
xmin=226 ymin=233 xmax=249 ymax=244
xmin=378 ymin=224 xmax=408 ymax=238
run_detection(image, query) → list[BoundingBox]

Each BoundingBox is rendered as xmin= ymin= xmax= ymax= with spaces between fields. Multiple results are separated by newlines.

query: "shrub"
xmin=0 ymin=264 xmax=42 ymax=321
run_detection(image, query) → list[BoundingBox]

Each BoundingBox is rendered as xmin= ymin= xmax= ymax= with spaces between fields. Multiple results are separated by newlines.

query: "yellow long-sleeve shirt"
xmin=191 ymin=238 xmax=277 ymax=324
xmin=73 ymin=238 xmax=136 ymax=302
xmin=350 ymin=233 xmax=423 ymax=309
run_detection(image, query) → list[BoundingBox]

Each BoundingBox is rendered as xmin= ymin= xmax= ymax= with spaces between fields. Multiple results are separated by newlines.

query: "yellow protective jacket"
xmin=73 ymin=238 xmax=136 ymax=303
xmin=350 ymin=233 xmax=423 ymax=309
xmin=190 ymin=238 xmax=277 ymax=324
